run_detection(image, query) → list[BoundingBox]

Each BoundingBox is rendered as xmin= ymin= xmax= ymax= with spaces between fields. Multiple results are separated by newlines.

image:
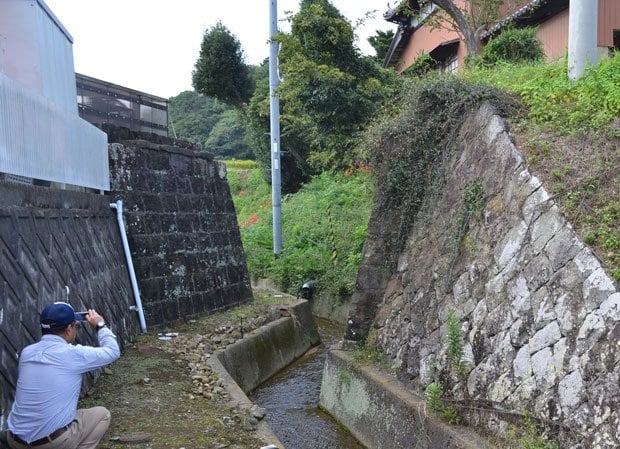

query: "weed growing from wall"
xmin=452 ymin=178 xmax=484 ymax=258
xmin=446 ymin=309 xmax=468 ymax=381
xmin=502 ymin=413 xmax=559 ymax=449
xmin=424 ymin=382 xmax=462 ymax=425
xmin=425 ymin=382 xmax=445 ymax=414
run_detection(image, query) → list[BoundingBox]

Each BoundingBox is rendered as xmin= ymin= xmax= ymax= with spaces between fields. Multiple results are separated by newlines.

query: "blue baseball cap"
xmin=40 ymin=302 xmax=85 ymax=329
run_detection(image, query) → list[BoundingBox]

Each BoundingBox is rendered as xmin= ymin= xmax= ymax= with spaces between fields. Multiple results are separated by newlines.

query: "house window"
xmin=614 ymin=30 xmax=619 ymax=51
xmin=441 ymin=55 xmax=458 ymax=74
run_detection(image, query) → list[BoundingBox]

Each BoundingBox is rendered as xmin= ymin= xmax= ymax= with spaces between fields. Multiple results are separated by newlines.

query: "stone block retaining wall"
xmin=1 ymin=135 xmax=254 ymax=446
xmin=349 ymin=103 xmax=619 ymax=448
xmin=108 ymin=140 xmax=253 ymax=328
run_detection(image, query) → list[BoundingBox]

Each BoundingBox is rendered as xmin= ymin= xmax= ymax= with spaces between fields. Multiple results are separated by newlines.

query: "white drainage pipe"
xmin=110 ymin=200 xmax=147 ymax=333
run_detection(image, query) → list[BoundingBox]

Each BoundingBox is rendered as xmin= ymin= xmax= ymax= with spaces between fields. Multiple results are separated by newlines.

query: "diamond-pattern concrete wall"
xmin=0 ymin=182 xmax=138 ymax=442
xmin=0 ymin=136 xmax=253 ymax=446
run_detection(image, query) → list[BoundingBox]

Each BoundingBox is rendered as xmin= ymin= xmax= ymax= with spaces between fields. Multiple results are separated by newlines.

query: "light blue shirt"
xmin=7 ymin=328 xmax=120 ymax=443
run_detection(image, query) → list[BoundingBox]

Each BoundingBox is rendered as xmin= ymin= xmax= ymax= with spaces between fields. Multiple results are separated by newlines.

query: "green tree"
xmin=192 ymin=22 xmax=253 ymax=107
xmin=246 ymin=0 xmax=398 ymax=192
xmin=368 ymin=29 xmax=395 ymax=62
xmin=169 ymin=91 xmax=228 ymax=144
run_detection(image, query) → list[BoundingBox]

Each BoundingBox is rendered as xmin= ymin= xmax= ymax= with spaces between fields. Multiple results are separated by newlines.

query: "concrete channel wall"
xmin=207 ymin=299 xmax=320 ymax=448
xmin=320 ymin=346 xmax=490 ymax=449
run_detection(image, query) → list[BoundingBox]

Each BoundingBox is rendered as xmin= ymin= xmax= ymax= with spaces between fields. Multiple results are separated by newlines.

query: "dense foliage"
xmin=367 ymin=29 xmax=395 ymax=63
xmin=192 ymin=22 xmax=254 ymax=107
xmin=245 ymin=0 xmax=399 ymax=192
xmin=169 ymin=91 xmax=253 ymax=159
xmin=465 ymin=51 xmax=620 ymax=129
xmin=232 ymin=50 xmax=619 ymax=308
xmin=227 ymin=166 xmax=372 ymax=300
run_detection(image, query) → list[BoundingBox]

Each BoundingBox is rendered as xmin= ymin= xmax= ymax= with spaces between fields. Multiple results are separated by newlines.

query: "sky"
xmin=44 ymin=0 xmax=396 ymax=99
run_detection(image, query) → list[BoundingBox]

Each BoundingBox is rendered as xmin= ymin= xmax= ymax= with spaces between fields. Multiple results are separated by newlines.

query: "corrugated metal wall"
xmin=35 ymin=0 xmax=78 ymax=114
xmin=0 ymin=0 xmax=109 ymax=191
xmin=0 ymin=73 xmax=109 ymax=191
xmin=538 ymin=8 xmax=569 ymax=61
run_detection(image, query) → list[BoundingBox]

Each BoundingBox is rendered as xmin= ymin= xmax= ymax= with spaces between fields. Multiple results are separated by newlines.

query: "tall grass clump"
xmin=227 ymin=166 xmax=271 ymax=225
xmin=481 ymin=26 xmax=544 ymax=66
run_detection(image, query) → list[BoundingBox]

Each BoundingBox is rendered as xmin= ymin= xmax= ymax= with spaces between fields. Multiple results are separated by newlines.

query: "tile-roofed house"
xmin=384 ymin=0 xmax=620 ymax=73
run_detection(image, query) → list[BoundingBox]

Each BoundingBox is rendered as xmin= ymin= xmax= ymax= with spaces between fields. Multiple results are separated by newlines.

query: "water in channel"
xmin=249 ymin=317 xmax=365 ymax=449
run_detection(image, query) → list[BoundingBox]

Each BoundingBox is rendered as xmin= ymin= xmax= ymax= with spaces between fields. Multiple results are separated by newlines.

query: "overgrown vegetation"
xmin=228 ymin=167 xmax=372 ymax=300
xmin=464 ymin=52 xmax=620 ymax=129
xmin=169 ymin=91 xmax=254 ymax=160
xmin=481 ymin=26 xmax=544 ymax=66
xmin=363 ymin=76 xmax=515 ymax=269
xmin=246 ymin=0 xmax=399 ymax=192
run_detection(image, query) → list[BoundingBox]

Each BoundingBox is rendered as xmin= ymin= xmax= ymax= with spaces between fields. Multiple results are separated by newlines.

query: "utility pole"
xmin=568 ymin=0 xmax=598 ymax=80
xmin=269 ymin=0 xmax=283 ymax=255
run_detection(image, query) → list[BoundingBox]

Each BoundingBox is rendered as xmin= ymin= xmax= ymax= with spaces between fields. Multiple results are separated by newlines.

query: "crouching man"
xmin=6 ymin=302 xmax=120 ymax=449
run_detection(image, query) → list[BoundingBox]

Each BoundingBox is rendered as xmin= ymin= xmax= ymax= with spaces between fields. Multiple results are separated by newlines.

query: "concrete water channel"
xmin=207 ymin=298 xmax=489 ymax=449
xmin=249 ymin=317 xmax=365 ymax=449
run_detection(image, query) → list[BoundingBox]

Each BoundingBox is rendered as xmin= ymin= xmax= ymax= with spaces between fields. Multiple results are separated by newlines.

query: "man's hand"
xmin=84 ymin=309 xmax=105 ymax=329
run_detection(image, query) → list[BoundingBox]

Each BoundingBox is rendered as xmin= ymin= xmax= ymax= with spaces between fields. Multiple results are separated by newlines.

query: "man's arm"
xmin=73 ymin=309 xmax=121 ymax=371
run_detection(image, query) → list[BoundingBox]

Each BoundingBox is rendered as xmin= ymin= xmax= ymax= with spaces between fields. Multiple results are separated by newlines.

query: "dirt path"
xmin=80 ymin=292 xmax=291 ymax=449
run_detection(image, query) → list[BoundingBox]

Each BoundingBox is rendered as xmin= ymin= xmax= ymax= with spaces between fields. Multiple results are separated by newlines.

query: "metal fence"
xmin=0 ymin=72 xmax=109 ymax=191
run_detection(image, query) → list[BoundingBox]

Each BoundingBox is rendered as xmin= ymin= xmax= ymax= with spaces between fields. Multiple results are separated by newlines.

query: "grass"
xmin=462 ymin=52 xmax=620 ymax=131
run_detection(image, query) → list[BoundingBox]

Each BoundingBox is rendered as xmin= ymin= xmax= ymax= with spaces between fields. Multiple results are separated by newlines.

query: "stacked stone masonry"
xmin=355 ymin=104 xmax=618 ymax=449
xmin=0 ymin=182 xmax=138 ymax=441
xmin=108 ymin=140 xmax=252 ymax=328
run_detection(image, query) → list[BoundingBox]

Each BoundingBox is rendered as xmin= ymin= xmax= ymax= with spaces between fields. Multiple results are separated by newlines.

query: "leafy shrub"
xmin=481 ymin=26 xmax=544 ymax=66
xmin=401 ymin=52 xmax=435 ymax=78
